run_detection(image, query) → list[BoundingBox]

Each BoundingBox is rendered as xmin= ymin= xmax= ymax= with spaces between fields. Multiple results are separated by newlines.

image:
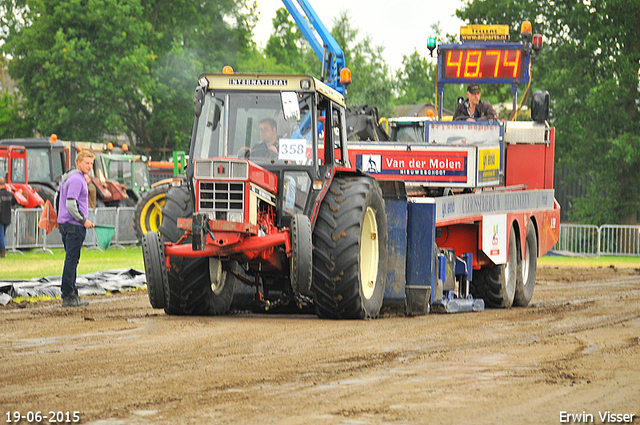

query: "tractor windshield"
xmin=191 ymin=91 xmax=315 ymax=167
xmin=134 ymin=161 xmax=149 ymax=189
xmin=0 ymin=157 xmax=6 ymax=179
xmin=26 ymin=148 xmax=51 ymax=182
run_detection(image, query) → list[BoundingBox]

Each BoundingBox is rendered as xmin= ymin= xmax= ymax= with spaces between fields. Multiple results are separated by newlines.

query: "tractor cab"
xmin=189 ymin=73 xmax=349 ymax=227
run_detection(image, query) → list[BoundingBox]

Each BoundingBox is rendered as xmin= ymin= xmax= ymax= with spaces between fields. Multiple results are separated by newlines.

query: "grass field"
xmin=1 ymin=246 xmax=639 ymax=280
xmin=539 ymin=254 xmax=640 ymax=269
xmin=1 ymin=247 xmax=144 ymax=280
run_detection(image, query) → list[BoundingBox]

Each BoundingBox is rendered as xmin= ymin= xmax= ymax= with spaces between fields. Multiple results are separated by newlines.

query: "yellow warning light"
xmin=222 ymin=66 xmax=234 ymax=74
xmin=107 ymin=142 xmax=114 ymax=150
xmin=122 ymin=143 xmax=129 ymax=152
xmin=521 ymin=21 xmax=532 ymax=37
xmin=50 ymin=134 xmax=58 ymax=144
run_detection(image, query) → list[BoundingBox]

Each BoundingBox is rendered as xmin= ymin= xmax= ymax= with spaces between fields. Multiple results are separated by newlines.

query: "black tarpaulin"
xmin=0 ymin=269 xmax=146 ymax=305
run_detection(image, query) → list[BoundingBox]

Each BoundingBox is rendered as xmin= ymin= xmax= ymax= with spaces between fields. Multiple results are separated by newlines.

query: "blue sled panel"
xmin=383 ymin=192 xmax=408 ymax=305
xmin=405 ymin=199 xmax=437 ymax=315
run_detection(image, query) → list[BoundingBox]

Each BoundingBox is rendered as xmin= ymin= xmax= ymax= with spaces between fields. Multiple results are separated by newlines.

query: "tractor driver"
xmin=250 ymin=118 xmax=280 ymax=159
xmin=453 ymin=84 xmax=497 ymax=122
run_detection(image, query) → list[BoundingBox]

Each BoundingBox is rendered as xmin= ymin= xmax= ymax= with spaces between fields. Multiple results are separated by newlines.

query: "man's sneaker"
xmin=62 ymin=294 xmax=89 ymax=307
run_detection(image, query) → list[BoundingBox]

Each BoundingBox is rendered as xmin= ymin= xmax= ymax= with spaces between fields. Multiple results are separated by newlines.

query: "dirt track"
xmin=2 ymin=266 xmax=639 ymax=425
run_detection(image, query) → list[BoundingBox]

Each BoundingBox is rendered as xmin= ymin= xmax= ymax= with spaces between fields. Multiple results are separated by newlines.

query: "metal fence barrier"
xmin=553 ymin=223 xmax=640 ymax=257
xmin=554 ymin=224 xmax=600 ymax=256
xmin=4 ymin=207 xmax=139 ymax=254
xmin=3 ymin=209 xmax=640 ymax=258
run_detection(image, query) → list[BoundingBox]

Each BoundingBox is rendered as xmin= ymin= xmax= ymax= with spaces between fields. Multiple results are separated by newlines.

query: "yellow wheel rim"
xmin=360 ymin=207 xmax=379 ymax=300
xmin=209 ymin=258 xmax=225 ymax=294
xmin=140 ymin=193 xmax=166 ymax=234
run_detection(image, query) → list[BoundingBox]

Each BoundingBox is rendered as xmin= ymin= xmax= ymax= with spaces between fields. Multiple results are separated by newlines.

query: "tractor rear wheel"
xmin=471 ymin=225 xmax=517 ymax=308
xmin=312 ymin=176 xmax=387 ymax=319
xmin=134 ymin=184 xmax=171 ymax=241
xmin=141 ymin=231 xmax=168 ymax=309
xmin=158 ymin=186 xmax=192 ymax=243
xmin=514 ymin=221 xmax=537 ymax=307
xmin=159 ymin=186 xmax=235 ymax=315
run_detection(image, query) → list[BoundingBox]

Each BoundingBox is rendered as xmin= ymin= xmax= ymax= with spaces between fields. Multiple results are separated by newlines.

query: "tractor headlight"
xmin=227 ymin=211 xmax=243 ymax=223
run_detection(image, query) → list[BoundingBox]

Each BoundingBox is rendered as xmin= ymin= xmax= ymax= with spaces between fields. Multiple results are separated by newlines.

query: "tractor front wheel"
xmin=159 ymin=186 xmax=234 ymax=315
xmin=141 ymin=231 xmax=168 ymax=309
xmin=290 ymin=214 xmax=313 ymax=295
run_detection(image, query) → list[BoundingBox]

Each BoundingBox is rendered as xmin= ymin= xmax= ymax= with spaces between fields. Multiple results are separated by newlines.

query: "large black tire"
xmin=32 ymin=183 xmax=56 ymax=206
xmin=471 ymin=225 xmax=517 ymax=308
xmin=134 ymin=184 xmax=171 ymax=241
xmin=158 ymin=186 xmax=192 ymax=243
xmin=164 ymin=256 xmax=236 ymax=315
xmin=514 ymin=221 xmax=537 ymax=307
xmin=141 ymin=231 xmax=169 ymax=309
xmin=312 ymin=176 xmax=387 ymax=319
xmin=159 ymin=186 xmax=235 ymax=315
xmin=290 ymin=214 xmax=313 ymax=295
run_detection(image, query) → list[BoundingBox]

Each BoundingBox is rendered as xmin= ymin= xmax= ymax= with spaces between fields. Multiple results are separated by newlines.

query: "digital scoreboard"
xmin=437 ymin=43 xmax=530 ymax=85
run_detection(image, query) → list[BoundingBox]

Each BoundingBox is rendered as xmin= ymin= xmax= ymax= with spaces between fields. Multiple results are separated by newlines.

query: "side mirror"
xmin=210 ymin=102 xmax=221 ymax=131
xmin=194 ymin=86 xmax=205 ymax=117
xmin=281 ymin=92 xmax=301 ymax=122
xmin=531 ymin=91 xmax=550 ymax=123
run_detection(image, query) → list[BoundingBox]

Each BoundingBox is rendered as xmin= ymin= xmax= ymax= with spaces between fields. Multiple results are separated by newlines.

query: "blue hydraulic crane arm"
xmin=280 ymin=0 xmax=347 ymax=95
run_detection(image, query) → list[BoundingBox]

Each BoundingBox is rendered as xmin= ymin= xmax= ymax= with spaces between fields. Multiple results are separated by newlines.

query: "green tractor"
xmin=101 ymin=149 xmax=151 ymax=205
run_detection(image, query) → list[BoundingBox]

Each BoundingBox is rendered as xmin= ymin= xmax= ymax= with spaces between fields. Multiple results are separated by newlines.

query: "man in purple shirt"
xmin=58 ymin=151 xmax=95 ymax=307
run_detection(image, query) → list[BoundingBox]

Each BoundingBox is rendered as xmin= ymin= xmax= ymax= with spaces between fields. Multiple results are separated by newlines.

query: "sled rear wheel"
xmin=514 ymin=221 xmax=537 ymax=307
xmin=471 ymin=225 xmax=517 ymax=308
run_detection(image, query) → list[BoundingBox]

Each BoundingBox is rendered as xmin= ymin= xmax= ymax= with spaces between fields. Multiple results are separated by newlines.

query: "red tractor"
xmin=0 ymin=136 xmax=69 ymax=206
xmin=142 ymin=74 xmax=388 ymax=318
xmin=0 ymin=145 xmax=43 ymax=208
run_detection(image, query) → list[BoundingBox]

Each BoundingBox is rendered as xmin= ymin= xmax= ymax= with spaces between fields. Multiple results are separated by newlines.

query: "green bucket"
xmin=94 ymin=225 xmax=116 ymax=250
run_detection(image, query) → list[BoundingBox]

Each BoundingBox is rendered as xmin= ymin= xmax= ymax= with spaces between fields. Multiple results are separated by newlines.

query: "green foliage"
xmin=459 ymin=0 xmax=640 ymax=224
xmin=0 ymin=0 xmax=256 ymax=157
xmin=264 ymin=8 xmax=305 ymax=70
xmin=0 ymin=88 xmax=33 ymax=138
xmin=330 ymin=12 xmax=394 ymax=116
xmin=2 ymin=0 xmax=154 ymax=140
xmin=395 ymin=50 xmax=436 ymax=106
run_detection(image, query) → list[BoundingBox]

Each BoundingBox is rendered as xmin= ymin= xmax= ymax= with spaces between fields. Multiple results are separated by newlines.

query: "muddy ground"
xmin=1 ymin=266 xmax=639 ymax=425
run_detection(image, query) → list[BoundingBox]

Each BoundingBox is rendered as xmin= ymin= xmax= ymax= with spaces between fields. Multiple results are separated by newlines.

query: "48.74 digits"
xmin=6 ymin=411 xmax=80 ymax=423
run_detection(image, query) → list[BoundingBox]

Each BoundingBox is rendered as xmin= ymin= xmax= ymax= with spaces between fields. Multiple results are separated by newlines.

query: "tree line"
xmin=0 ymin=1 xmax=439 ymax=151
xmin=1 ymin=0 xmax=639 ymax=224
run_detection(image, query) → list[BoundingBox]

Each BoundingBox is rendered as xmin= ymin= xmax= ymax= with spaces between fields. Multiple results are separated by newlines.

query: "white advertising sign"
xmin=482 ymin=214 xmax=507 ymax=265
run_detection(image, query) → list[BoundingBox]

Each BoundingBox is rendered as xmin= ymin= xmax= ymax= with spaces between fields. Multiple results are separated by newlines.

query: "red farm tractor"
xmin=142 ymin=74 xmax=389 ymax=318
xmin=0 ymin=145 xmax=44 ymax=209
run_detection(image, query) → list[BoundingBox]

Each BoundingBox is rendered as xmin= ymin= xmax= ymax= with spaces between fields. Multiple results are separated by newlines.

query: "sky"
xmin=252 ymin=0 xmax=466 ymax=73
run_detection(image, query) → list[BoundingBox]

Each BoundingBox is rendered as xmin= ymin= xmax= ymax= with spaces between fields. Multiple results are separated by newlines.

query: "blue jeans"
xmin=59 ymin=223 xmax=87 ymax=298
xmin=0 ymin=223 xmax=5 ymax=250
